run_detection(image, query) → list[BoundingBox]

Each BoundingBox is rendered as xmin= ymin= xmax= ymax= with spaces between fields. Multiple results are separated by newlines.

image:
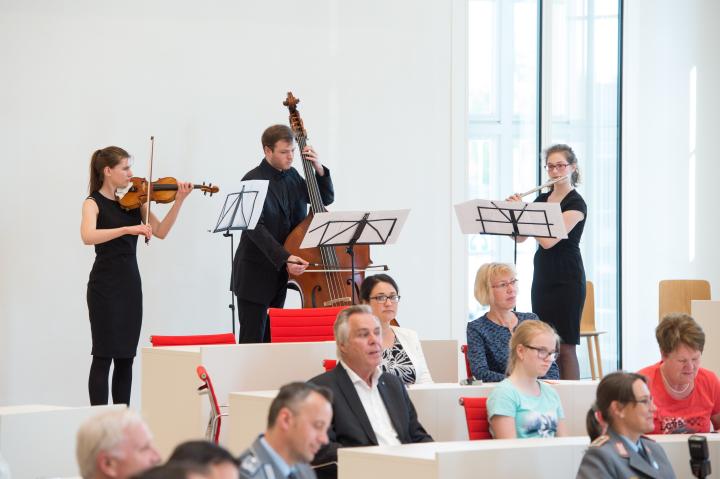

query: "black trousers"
xmin=237 ymin=286 xmax=287 ymax=343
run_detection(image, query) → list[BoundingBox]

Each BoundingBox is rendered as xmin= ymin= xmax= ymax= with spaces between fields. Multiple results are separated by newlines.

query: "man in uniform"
xmin=238 ymin=382 xmax=333 ymax=479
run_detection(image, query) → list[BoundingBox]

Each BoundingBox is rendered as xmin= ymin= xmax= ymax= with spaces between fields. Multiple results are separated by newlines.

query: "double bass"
xmin=282 ymin=92 xmax=373 ymax=308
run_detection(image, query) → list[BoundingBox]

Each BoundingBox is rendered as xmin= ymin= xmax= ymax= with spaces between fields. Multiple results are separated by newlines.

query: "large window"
xmin=467 ymin=0 xmax=539 ymax=320
xmin=467 ymin=0 xmax=621 ymax=375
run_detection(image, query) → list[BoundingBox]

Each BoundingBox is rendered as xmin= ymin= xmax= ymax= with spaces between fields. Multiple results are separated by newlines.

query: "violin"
xmin=119 ymin=176 xmax=219 ymax=211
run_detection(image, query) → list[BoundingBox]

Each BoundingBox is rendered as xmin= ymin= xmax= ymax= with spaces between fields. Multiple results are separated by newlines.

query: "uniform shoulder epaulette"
xmin=239 ymin=451 xmax=262 ymax=477
xmin=590 ymin=435 xmax=610 ymax=447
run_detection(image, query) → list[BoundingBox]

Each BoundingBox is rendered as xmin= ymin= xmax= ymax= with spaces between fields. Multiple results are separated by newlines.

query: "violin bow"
xmin=145 ymin=136 xmax=155 ymax=245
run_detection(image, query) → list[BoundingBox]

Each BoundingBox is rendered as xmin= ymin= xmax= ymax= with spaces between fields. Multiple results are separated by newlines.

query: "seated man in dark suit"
xmin=309 ymin=304 xmax=433 ymax=479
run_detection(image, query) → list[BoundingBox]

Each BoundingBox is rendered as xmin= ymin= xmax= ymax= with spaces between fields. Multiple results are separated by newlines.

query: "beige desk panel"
xmin=0 ymin=404 xmax=124 ymax=478
xmin=339 ymin=434 xmax=720 ymax=479
xmin=227 ymin=380 xmax=597 ymax=454
xmin=142 ymin=339 xmax=459 ymax=456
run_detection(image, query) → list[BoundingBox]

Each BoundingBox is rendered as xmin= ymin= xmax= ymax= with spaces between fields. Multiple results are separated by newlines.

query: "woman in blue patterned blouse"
xmin=466 ymin=262 xmax=560 ymax=382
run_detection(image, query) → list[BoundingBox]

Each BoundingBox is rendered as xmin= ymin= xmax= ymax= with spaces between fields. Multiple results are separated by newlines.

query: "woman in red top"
xmin=637 ymin=313 xmax=720 ymax=433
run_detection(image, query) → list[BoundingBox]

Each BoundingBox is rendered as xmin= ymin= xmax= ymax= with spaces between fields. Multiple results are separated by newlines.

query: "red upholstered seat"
xmin=460 ymin=344 xmax=475 ymax=383
xmin=322 ymin=359 xmax=337 ymax=371
xmin=269 ymin=307 xmax=346 ymax=343
xmin=459 ymin=396 xmax=492 ymax=440
xmin=150 ymin=333 xmax=236 ymax=346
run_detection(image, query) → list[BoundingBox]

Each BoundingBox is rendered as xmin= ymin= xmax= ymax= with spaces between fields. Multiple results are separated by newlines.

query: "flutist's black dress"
xmin=531 ymin=189 xmax=586 ymax=345
xmin=86 ymin=191 xmax=143 ymax=358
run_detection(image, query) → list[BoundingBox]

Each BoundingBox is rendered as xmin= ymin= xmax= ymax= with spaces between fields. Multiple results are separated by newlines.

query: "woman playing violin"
xmin=80 ymin=146 xmax=192 ymax=405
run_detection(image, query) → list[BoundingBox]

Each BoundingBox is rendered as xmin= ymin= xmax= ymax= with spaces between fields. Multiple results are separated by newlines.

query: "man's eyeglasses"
xmin=524 ymin=345 xmax=559 ymax=361
xmin=491 ymin=279 xmax=519 ymax=289
xmin=544 ymin=163 xmax=570 ymax=171
xmin=369 ymin=294 xmax=401 ymax=303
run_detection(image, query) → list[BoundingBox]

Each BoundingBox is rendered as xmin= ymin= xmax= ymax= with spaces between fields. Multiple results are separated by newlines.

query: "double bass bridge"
xmin=323 ymin=297 xmax=353 ymax=307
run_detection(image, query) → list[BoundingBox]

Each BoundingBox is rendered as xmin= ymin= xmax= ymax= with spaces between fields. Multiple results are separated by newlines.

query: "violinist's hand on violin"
xmin=126 ymin=224 xmax=152 ymax=240
xmin=302 ymin=146 xmax=325 ymax=176
xmin=175 ymin=181 xmax=193 ymax=203
xmin=506 ymin=193 xmax=522 ymax=202
xmin=286 ymin=255 xmax=309 ymax=276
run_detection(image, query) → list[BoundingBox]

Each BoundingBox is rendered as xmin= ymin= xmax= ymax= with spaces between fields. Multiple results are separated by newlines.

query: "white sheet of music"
xmin=299 ymin=209 xmax=410 ymax=249
xmin=454 ymin=199 xmax=567 ymax=239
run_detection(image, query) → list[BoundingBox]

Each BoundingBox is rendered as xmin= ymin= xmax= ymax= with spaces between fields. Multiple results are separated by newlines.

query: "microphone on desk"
xmin=689 ymin=435 xmax=711 ymax=479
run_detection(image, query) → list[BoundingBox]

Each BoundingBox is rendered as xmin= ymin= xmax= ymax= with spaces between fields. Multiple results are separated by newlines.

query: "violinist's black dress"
xmin=86 ymin=191 xmax=143 ymax=358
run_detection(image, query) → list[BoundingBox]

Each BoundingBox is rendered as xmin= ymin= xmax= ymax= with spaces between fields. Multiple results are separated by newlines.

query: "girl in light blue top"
xmin=488 ymin=319 xmax=567 ymax=439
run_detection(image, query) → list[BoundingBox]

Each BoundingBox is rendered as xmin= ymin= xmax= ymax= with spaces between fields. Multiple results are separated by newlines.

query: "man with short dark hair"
xmin=309 ymin=305 xmax=433 ymax=479
xmin=238 ymin=382 xmax=333 ymax=479
xmin=167 ymin=441 xmax=238 ymax=479
xmin=132 ymin=462 xmax=211 ymax=479
xmin=232 ymin=124 xmax=334 ymax=343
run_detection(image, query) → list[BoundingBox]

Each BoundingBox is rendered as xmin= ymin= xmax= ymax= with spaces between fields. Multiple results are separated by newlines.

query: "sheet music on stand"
xmin=299 ymin=209 xmax=410 ymax=249
xmin=209 ymin=179 xmax=269 ymax=336
xmin=210 ymin=180 xmax=268 ymax=233
xmin=454 ymin=199 xmax=566 ymax=263
xmin=299 ymin=209 xmax=410 ymax=303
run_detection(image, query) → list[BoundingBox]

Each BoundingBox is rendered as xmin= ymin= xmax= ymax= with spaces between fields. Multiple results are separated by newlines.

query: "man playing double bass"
xmin=232 ymin=124 xmax=334 ymax=343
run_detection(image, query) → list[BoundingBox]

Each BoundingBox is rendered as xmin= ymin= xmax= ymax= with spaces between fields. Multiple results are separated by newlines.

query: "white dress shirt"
xmin=340 ymin=361 xmax=402 ymax=446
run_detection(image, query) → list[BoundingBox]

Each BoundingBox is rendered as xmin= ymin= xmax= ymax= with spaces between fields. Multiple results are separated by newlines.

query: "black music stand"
xmin=210 ymin=180 xmax=268 ymax=335
xmin=454 ymin=199 xmax=566 ymax=265
xmin=299 ymin=209 xmax=410 ymax=304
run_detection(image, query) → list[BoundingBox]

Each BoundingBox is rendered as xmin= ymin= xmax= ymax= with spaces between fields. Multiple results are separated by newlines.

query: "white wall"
xmin=0 ymin=0 xmax=455 ymax=406
xmin=622 ymin=0 xmax=720 ymax=369
xmin=4 ymin=0 xmax=717 ymax=408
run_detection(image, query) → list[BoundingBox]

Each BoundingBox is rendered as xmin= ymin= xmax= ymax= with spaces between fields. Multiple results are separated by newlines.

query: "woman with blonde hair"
xmin=466 ymin=263 xmax=559 ymax=382
xmin=487 ymin=320 xmax=566 ymax=439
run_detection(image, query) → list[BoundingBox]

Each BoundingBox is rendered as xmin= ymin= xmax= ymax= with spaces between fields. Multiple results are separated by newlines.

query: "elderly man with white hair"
xmin=309 ymin=304 xmax=433 ymax=479
xmin=76 ymin=409 xmax=161 ymax=479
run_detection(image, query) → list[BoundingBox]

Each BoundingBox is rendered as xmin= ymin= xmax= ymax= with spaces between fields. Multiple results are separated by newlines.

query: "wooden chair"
xmin=580 ymin=281 xmax=605 ymax=380
xmin=458 ymin=396 xmax=491 ymax=440
xmin=269 ymin=306 xmax=346 ymax=342
xmin=659 ymin=280 xmax=711 ymax=321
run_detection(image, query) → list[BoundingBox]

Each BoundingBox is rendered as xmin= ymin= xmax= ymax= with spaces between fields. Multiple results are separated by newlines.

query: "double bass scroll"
xmin=282 ymin=92 xmax=373 ymax=308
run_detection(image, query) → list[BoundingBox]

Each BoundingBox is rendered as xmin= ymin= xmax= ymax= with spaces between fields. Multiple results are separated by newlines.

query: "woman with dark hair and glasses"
xmin=487 ymin=320 xmax=566 ymax=439
xmin=359 ymin=274 xmax=432 ymax=384
xmin=466 ymin=262 xmax=559 ymax=382
xmin=577 ymin=372 xmax=676 ymax=479
xmin=508 ymin=144 xmax=587 ymax=380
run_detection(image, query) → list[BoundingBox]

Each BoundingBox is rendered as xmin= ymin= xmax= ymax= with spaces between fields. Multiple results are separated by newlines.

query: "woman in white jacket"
xmin=360 ymin=274 xmax=433 ymax=384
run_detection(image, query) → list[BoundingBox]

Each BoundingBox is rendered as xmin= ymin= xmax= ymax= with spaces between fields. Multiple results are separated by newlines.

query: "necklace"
xmin=660 ymin=366 xmax=692 ymax=395
xmin=488 ymin=311 xmax=517 ymax=329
